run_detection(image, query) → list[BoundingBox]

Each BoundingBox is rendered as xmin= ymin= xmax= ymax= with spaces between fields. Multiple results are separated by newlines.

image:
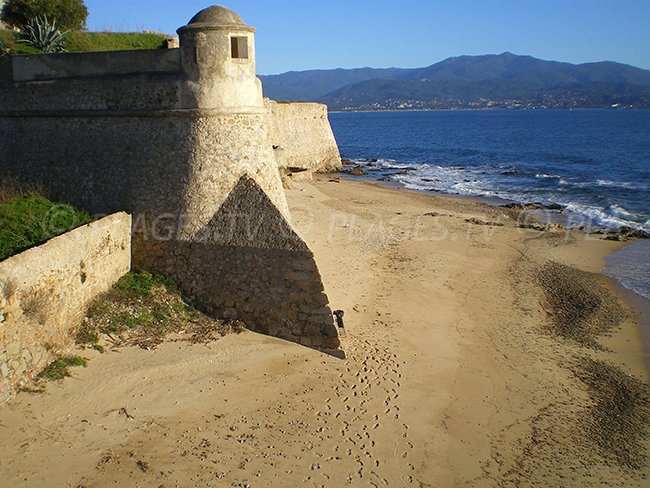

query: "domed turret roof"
xmin=188 ymin=6 xmax=246 ymax=27
xmin=178 ymin=5 xmax=254 ymax=34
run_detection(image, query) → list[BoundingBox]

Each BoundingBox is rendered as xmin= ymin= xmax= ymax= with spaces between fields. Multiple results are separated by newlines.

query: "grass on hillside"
xmin=0 ymin=189 xmax=93 ymax=261
xmin=65 ymin=31 xmax=168 ymax=52
xmin=0 ymin=29 xmax=168 ymax=55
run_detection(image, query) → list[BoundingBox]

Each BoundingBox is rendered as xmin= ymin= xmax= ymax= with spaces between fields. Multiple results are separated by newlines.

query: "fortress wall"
xmin=0 ymin=74 xmax=184 ymax=112
xmin=0 ymin=111 xmax=339 ymax=352
xmin=265 ymin=99 xmax=342 ymax=173
xmin=0 ymin=115 xmax=198 ymax=219
xmin=0 ymin=213 xmax=131 ymax=402
xmin=134 ymin=175 xmax=341 ymax=352
xmin=179 ymin=113 xmax=290 ymax=233
xmin=0 ymin=4 xmax=343 ymax=356
xmin=0 ymin=113 xmax=288 ymax=230
xmin=4 ymin=49 xmax=181 ymax=82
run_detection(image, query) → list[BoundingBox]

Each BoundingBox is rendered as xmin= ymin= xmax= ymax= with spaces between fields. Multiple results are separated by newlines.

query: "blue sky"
xmin=84 ymin=0 xmax=650 ymax=75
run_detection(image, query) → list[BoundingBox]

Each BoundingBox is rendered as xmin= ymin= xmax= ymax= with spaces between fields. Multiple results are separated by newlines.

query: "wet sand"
xmin=0 ymin=176 xmax=648 ymax=487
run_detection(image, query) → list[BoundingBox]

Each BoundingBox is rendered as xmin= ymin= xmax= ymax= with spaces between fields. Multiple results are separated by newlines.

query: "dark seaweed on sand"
xmin=537 ymin=262 xmax=626 ymax=349
xmin=538 ymin=261 xmax=650 ymax=470
xmin=572 ymin=357 xmax=650 ymax=470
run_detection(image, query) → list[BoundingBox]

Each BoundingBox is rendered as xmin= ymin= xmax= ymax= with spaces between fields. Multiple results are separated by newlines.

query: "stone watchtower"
xmin=177 ymin=6 xmax=262 ymax=111
xmin=0 ymin=5 xmax=343 ymax=355
xmin=141 ymin=6 xmax=342 ymax=353
xmin=153 ymin=6 xmax=291 ymax=239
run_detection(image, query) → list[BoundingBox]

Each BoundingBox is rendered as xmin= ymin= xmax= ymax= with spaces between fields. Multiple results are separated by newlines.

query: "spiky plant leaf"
xmin=0 ymin=41 xmax=12 ymax=57
xmin=19 ymin=16 xmax=69 ymax=54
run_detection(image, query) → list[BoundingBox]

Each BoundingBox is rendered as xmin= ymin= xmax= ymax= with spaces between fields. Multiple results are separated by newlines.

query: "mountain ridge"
xmin=259 ymin=53 xmax=650 ymax=110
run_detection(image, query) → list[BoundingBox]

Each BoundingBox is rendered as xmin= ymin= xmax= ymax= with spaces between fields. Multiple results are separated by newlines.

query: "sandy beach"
xmin=1 ymin=175 xmax=648 ymax=487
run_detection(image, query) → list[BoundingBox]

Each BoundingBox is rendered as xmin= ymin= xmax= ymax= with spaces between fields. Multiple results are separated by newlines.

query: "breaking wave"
xmin=344 ymin=158 xmax=650 ymax=233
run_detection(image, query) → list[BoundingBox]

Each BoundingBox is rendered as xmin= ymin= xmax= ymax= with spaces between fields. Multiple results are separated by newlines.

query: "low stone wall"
xmin=0 ymin=213 xmax=131 ymax=402
xmin=4 ymin=49 xmax=181 ymax=82
xmin=266 ymin=99 xmax=342 ymax=172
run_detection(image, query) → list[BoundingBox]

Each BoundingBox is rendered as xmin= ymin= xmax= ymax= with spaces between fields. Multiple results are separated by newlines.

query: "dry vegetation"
xmin=76 ymin=271 xmax=245 ymax=352
xmin=0 ymin=172 xmax=34 ymax=203
xmin=31 ymin=271 xmax=244 ymax=391
xmin=536 ymin=260 xmax=650 ymax=472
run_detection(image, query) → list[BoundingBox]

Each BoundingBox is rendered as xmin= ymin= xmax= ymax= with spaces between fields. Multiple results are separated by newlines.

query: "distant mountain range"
xmin=259 ymin=52 xmax=650 ymax=110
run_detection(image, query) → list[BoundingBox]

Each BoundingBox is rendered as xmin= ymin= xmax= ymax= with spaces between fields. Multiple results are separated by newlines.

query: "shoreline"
xmin=610 ymin=282 xmax=650 ymax=374
xmin=329 ymin=107 xmax=650 ymax=113
xmin=0 ymin=175 xmax=648 ymax=486
xmin=322 ymin=174 xmax=648 ymax=372
xmin=339 ymin=165 xmax=650 ymax=235
xmin=303 ymin=175 xmax=650 ymax=482
xmin=339 ymin=171 xmax=650 ymax=374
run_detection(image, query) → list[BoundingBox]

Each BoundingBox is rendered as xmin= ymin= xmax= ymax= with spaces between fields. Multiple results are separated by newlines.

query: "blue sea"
xmin=328 ymin=109 xmax=650 ymax=301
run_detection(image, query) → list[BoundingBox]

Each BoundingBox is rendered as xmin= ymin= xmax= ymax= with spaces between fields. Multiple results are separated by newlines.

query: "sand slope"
xmin=1 ymin=177 xmax=648 ymax=487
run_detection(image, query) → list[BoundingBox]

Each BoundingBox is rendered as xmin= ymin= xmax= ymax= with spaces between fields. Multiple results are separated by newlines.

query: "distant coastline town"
xmin=261 ymin=52 xmax=650 ymax=111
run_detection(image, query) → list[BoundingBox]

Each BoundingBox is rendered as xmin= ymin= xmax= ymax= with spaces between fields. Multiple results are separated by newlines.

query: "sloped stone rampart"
xmin=135 ymin=176 xmax=341 ymax=352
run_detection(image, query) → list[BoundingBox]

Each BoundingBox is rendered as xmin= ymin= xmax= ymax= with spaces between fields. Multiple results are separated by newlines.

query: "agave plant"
xmin=19 ymin=16 xmax=69 ymax=54
xmin=0 ymin=41 xmax=12 ymax=57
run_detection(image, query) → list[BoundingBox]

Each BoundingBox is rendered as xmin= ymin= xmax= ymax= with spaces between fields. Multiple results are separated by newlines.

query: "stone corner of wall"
xmin=0 ymin=211 xmax=132 ymax=403
xmin=267 ymin=99 xmax=342 ymax=173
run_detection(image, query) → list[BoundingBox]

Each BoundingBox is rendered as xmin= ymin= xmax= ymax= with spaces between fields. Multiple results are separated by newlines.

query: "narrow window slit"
xmin=231 ymin=36 xmax=249 ymax=59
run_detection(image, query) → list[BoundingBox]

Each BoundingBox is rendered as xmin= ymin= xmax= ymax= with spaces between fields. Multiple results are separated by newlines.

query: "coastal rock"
xmin=341 ymin=165 xmax=368 ymax=176
xmin=517 ymin=222 xmax=550 ymax=232
xmin=501 ymin=202 xmax=565 ymax=212
xmin=596 ymin=226 xmax=649 ymax=241
xmin=465 ymin=217 xmax=504 ymax=227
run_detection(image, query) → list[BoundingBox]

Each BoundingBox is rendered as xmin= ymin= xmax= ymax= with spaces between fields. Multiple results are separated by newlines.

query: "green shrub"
xmin=0 ymin=193 xmax=92 ymax=260
xmin=114 ymin=271 xmax=178 ymax=297
xmin=1 ymin=0 xmax=88 ymax=31
xmin=38 ymin=355 xmax=87 ymax=381
xmin=79 ymin=269 xmax=243 ymax=351
xmin=0 ymin=39 xmax=12 ymax=56
xmin=19 ymin=15 xmax=68 ymax=53
xmin=75 ymin=328 xmax=99 ymax=345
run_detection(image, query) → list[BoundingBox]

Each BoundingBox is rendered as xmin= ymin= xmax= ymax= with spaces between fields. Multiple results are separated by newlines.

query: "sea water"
xmin=329 ymin=109 xmax=650 ymax=300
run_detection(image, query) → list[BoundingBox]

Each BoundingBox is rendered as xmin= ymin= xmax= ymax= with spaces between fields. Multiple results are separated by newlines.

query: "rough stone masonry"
xmin=0 ymin=6 xmax=343 ymax=355
xmin=0 ymin=213 xmax=132 ymax=401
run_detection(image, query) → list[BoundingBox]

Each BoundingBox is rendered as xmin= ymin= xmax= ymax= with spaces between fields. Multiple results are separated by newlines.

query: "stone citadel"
xmin=0 ymin=5 xmax=344 ymax=355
